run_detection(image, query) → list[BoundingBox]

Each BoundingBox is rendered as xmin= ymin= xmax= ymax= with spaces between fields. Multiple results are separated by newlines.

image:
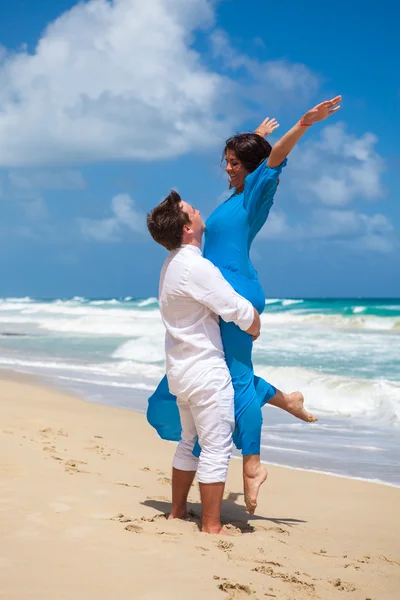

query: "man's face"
xmin=180 ymin=200 xmax=205 ymax=238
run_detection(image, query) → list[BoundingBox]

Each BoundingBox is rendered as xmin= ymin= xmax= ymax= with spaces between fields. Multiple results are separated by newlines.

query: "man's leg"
xmin=169 ymin=468 xmax=196 ymax=520
xmin=191 ymin=369 xmax=234 ymax=534
xmin=170 ymin=399 xmax=199 ymax=519
xmin=199 ymin=482 xmax=226 ymax=534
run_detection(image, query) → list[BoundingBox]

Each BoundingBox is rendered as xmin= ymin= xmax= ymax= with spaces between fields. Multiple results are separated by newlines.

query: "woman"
xmin=148 ymin=96 xmax=341 ymax=513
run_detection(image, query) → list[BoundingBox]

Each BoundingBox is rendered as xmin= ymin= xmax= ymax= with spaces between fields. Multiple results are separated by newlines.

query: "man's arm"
xmin=246 ymin=309 xmax=260 ymax=337
xmin=186 ymin=258 xmax=260 ymax=336
xmin=267 ymin=96 xmax=341 ymax=168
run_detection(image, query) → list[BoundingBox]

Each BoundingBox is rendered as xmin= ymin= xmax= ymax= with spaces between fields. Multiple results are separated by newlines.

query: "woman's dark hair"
xmin=146 ymin=190 xmax=190 ymax=251
xmin=223 ymin=133 xmax=272 ymax=173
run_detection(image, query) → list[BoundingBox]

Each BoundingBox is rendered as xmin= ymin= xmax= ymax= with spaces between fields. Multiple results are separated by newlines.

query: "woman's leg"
xmin=254 ymin=376 xmax=317 ymax=422
xmin=219 ymin=320 xmax=267 ymax=514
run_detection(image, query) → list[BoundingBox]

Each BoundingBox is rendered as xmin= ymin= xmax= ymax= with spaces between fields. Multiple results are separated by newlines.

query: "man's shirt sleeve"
xmin=185 ymin=258 xmax=254 ymax=332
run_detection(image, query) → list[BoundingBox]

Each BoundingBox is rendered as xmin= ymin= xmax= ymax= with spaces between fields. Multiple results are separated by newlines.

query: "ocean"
xmin=1 ymin=296 xmax=399 ymax=486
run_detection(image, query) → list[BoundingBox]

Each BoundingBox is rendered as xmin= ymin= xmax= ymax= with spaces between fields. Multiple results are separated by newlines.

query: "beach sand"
xmin=1 ymin=371 xmax=399 ymax=600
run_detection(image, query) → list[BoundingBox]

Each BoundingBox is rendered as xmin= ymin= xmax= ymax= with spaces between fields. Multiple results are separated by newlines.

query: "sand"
xmin=0 ymin=371 xmax=399 ymax=600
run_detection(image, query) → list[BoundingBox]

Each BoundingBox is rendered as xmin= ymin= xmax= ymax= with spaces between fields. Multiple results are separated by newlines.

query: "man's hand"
xmin=301 ymin=96 xmax=341 ymax=126
xmin=254 ymin=117 xmax=280 ymax=138
xmin=246 ymin=309 xmax=261 ymax=338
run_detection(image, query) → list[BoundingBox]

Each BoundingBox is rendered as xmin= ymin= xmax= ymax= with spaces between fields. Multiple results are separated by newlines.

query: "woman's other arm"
xmin=254 ymin=117 xmax=280 ymax=138
xmin=267 ymin=96 xmax=341 ymax=168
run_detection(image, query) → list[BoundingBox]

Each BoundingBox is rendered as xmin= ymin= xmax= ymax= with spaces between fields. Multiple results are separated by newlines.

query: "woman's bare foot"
xmin=286 ymin=391 xmax=318 ymax=422
xmin=243 ymin=461 xmax=268 ymax=515
xmin=269 ymin=390 xmax=317 ymax=423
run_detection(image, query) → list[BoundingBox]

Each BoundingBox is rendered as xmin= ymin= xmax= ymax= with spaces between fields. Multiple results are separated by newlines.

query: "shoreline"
xmin=1 ymin=370 xmax=399 ymax=599
xmin=3 ymin=366 xmax=400 ymax=489
xmin=232 ymin=454 xmax=400 ymax=489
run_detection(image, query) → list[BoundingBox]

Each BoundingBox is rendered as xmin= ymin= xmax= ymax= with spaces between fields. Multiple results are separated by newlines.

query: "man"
xmin=147 ymin=190 xmax=260 ymax=534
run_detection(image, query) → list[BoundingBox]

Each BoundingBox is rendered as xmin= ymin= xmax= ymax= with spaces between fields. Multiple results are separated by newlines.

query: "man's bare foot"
xmin=269 ymin=390 xmax=317 ymax=423
xmin=201 ymin=526 xmax=231 ymax=535
xmin=243 ymin=464 xmax=268 ymax=515
xmin=168 ymin=509 xmax=187 ymax=520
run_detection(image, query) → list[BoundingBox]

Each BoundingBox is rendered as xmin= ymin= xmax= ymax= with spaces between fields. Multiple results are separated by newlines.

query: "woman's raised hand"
xmin=301 ymin=96 xmax=342 ymax=126
xmin=254 ymin=117 xmax=280 ymax=138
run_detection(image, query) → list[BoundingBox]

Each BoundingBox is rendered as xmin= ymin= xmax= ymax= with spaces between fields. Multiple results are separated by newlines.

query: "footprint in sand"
xmin=222 ymin=524 xmax=242 ymax=535
xmin=115 ymin=481 xmax=142 ymax=489
xmin=216 ymin=580 xmax=254 ymax=597
xmin=379 ymin=555 xmax=400 ymax=567
xmin=253 ymin=565 xmax=315 ymax=593
xmin=111 ymin=513 xmax=146 ymax=530
xmin=111 ymin=513 xmax=133 ymax=524
xmin=85 ymin=443 xmax=111 ymax=458
xmin=140 ymin=514 xmax=168 ymax=523
xmin=124 ymin=523 xmax=144 ymax=533
xmin=329 ymin=579 xmax=357 ymax=592
xmin=157 ymin=476 xmax=172 ymax=485
xmin=266 ymin=526 xmax=290 ymax=536
xmin=228 ymin=522 xmax=255 ymax=534
xmin=63 ymin=459 xmax=92 ymax=475
xmin=216 ymin=540 xmax=234 ymax=552
xmin=344 ymin=562 xmax=361 ymax=571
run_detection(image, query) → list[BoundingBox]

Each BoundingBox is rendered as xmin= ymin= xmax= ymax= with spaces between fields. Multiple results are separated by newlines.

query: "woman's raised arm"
xmin=267 ymin=96 xmax=341 ymax=168
xmin=254 ymin=117 xmax=280 ymax=138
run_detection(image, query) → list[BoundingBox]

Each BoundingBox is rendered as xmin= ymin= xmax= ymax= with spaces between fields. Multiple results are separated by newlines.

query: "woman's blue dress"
xmin=147 ymin=158 xmax=287 ymax=455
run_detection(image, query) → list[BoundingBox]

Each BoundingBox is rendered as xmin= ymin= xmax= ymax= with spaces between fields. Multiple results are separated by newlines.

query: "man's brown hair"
xmin=147 ymin=190 xmax=190 ymax=251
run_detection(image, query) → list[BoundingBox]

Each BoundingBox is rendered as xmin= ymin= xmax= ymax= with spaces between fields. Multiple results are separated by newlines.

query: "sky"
xmin=0 ymin=0 xmax=399 ymax=299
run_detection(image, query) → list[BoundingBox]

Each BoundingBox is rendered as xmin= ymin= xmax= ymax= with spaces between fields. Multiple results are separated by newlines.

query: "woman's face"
xmin=225 ymin=150 xmax=248 ymax=193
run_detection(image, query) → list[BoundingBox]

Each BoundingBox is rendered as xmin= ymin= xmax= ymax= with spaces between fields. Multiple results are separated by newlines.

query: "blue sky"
xmin=0 ymin=0 xmax=398 ymax=298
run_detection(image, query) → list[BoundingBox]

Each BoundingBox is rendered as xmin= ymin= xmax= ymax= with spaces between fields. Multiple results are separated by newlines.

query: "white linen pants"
xmin=172 ymin=367 xmax=235 ymax=484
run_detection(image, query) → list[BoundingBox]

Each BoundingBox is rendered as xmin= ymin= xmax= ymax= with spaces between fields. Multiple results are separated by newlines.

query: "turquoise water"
xmin=0 ymin=296 xmax=399 ymax=485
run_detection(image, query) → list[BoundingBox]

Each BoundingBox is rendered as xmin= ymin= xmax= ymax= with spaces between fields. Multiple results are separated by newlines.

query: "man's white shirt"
xmin=159 ymin=244 xmax=254 ymax=396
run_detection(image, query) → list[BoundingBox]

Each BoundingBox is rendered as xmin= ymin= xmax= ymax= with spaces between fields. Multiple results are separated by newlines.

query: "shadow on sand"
xmin=142 ymin=490 xmax=306 ymax=533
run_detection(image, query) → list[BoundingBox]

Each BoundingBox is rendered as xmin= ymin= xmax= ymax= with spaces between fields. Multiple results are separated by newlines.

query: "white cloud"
xmin=0 ymin=0 xmax=231 ymax=167
xmin=261 ymin=210 xmax=290 ymax=239
xmin=261 ymin=207 xmax=395 ymax=253
xmin=8 ymin=169 xmax=86 ymax=190
xmin=291 ymin=122 xmax=385 ymax=206
xmin=0 ymin=0 xmax=322 ymax=168
xmin=79 ymin=193 xmax=144 ymax=242
xmin=18 ymin=196 xmax=49 ymax=220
